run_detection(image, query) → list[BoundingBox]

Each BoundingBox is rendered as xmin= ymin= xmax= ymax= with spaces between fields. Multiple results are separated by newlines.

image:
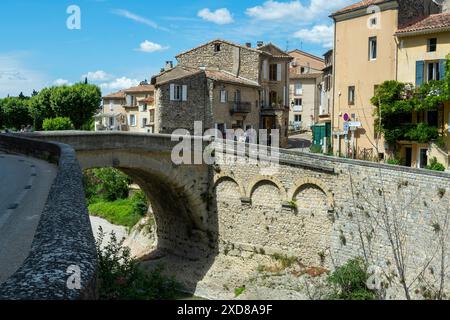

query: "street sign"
xmin=343 ymin=113 xmax=350 ymax=121
xmin=343 ymin=122 xmax=350 ymax=134
xmin=348 ymin=121 xmax=361 ymax=128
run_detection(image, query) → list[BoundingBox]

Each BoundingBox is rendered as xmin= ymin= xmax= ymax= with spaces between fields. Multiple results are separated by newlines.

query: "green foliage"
xmin=0 ymin=97 xmax=32 ymax=130
xmin=426 ymin=157 xmax=446 ymax=172
xmin=234 ymin=286 xmax=246 ymax=298
xmin=84 ymin=168 xmax=131 ymax=202
xmin=310 ymin=145 xmax=323 ymax=154
xmin=29 ymin=87 xmax=55 ymax=130
xmin=131 ymin=190 xmax=149 ymax=216
xmin=89 ymin=199 xmax=144 ymax=228
xmin=42 ymin=117 xmax=74 ymax=131
xmin=404 ymin=123 xmax=438 ymax=143
xmin=49 ymin=83 xmax=101 ymax=129
xmin=271 ymin=253 xmax=297 ymax=269
xmin=96 ymin=229 xmax=180 ymax=300
xmin=386 ymin=158 xmax=402 ymax=166
xmin=435 ymin=136 xmax=447 ymax=150
xmin=327 ymin=258 xmax=376 ymax=300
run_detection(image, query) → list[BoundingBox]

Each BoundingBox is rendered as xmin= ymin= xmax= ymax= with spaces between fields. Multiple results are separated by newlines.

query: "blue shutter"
xmin=439 ymin=59 xmax=446 ymax=80
xmin=416 ymin=61 xmax=424 ymax=86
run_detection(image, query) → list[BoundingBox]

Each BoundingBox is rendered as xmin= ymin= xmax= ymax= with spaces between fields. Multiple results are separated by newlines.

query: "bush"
xmin=310 ymin=145 xmax=323 ymax=154
xmin=96 ymin=229 xmax=180 ymax=300
xmin=426 ymin=157 xmax=446 ymax=172
xmin=89 ymin=199 xmax=144 ymax=228
xmin=435 ymin=136 xmax=447 ymax=150
xmin=42 ymin=117 xmax=74 ymax=131
xmin=386 ymin=158 xmax=402 ymax=166
xmin=131 ymin=190 xmax=149 ymax=216
xmin=327 ymin=258 xmax=376 ymax=300
xmin=84 ymin=168 xmax=131 ymax=202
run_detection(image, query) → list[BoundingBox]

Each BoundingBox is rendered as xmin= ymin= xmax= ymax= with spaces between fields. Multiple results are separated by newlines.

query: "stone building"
xmin=331 ymin=0 xmax=442 ymax=159
xmin=151 ymin=39 xmax=292 ymax=147
xmin=287 ymin=50 xmax=325 ymax=132
xmin=95 ymin=82 xmax=156 ymax=133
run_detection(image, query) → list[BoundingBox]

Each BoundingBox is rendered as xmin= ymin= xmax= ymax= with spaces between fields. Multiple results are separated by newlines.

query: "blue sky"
xmin=0 ymin=0 xmax=354 ymax=97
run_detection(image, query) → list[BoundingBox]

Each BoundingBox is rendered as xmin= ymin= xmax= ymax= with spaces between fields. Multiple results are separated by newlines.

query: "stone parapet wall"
xmin=0 ymin=134 xmax=97 ymax=300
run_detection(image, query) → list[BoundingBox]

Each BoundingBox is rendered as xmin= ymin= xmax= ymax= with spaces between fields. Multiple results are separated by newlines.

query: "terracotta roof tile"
xmin=123 ymin=84 xmax=154 ymax=93
xmin=396 ymin=13 xmax=450 ymax=35
xmin=102 ymin=91 xmax=125 ymax=99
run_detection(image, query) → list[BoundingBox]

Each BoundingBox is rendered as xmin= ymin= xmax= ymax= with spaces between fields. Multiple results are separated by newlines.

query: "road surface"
xmin=287 ymin=132 xmax=312 ymax=152
xmin=0 ymin=152 xmax=57 ymax=284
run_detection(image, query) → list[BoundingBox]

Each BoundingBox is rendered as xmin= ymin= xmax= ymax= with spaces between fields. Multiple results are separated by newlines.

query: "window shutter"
xmin=182 ymin=85 xmax=188 ymax=101
xmin=263 ymin=60 xmax=268 ymax=80
xmin=283 ymin=86 xmax=286 ymax=106
xmin=439 ymin=59 xmax=446 ymax=80
xmin=277 ymin=64 xmax=282 ymax=81
xmin=170 ymin=84 xmax=175 ymax=101
xmin=416 ymin=61 xmax=424 ymax=86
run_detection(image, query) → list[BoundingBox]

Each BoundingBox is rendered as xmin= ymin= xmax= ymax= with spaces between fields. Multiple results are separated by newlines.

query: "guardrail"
xmin=0 ymin=134 xmax=97 ymax=300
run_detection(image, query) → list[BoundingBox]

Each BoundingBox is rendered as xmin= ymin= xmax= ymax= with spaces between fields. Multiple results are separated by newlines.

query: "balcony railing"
xmin=230 ymin=101 xmax=251 ymax=114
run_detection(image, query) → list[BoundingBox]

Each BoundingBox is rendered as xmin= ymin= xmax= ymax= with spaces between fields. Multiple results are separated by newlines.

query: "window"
xmin=126 ymin=95 xmax=134 ymax=106
xmin=427 ymin=38 xmax=437 ymax=52
xmin=109 ymin=100 xmax=113 ymax=111
xmin=234 ymin=90 xmax=241 ymax=102
xmin=427 ymin=62 xmax=440 ymax=81
xmin=370 ymin=17 xmax=377 ymax=27
xmin=214 ymin=43 xmax=221 ymax=52
xmin=141 ymin=117 xmax=148 ymax=128
xmin=220 ymin=90 xmax=228 ymax=103
xmin=149 ymin=109 xmax=155 ymax=123
xmin=369 ymin=37 xmax=377 ymax=60
xmin=294 ymin=83 xmax=303 ymax=96
xmin=348 ymin=86 xmax=355 ymax=105
xmin=294 ymin=98 xmax=302 ymax=106
xmin=140 ymin=103 xmax=148 ymax=112
xmin=427 ymin=110 xmax=438 ymax=127
xmin=300 ymin=67 xmax=305 ymax=74
xmin=129 ymin=114 xmax=136 ymax=127
xmin=170 ymin=84 xmax=187 ymax=101
xmin=109 ymin=117 xmax=114 ymax=127
xmin=294 ymin=115 xmax=302 ymax=122
xmin=269 ymin=64 xmax=278 ymax=81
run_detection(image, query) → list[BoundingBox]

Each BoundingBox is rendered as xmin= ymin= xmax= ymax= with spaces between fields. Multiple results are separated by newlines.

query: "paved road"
xmin=0 ymin=152 xmax=57 ymax=284
xmin=287 ymin=132 xmax=312 ymax=152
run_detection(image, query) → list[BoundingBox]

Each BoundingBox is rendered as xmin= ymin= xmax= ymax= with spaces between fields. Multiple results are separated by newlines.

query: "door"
xmin=405 ymin=147 xmax=412 ymax=167
xmin=262 ymin=116 xmax=276 ymax=146
xmin=418 ymin=148 xmax=428 ymax=169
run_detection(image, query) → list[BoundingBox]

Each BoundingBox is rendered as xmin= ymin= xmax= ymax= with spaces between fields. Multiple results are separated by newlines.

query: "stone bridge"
xmin=5 ymin=131 xmax=450 ymax=299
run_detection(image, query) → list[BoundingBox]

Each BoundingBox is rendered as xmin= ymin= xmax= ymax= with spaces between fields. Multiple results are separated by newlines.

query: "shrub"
xmin=131 ymin=190 xmax=149 ymax=216
xmin=327 ymin=257 xmax=376 ymax=300
xmin=310 ymin=145 xmax=323 ymax=154
xmin=42 ymin=117 xmax=74 ymax=131
xmin=96 ymin=228 xmax=180 ymax=300
xmin=426 ymin=157 xmax=446 ymax=172
xmin=386 ymin=158 xmax=402 ymax=166
xmin=84 ymin=168 xmax=131 ymax=202
xmin=435 ymin=136 xmax=447 ymax=150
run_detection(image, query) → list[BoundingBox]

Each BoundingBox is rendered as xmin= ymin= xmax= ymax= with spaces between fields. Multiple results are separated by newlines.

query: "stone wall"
xmin=213 ymin=142 xmax=450 ymax=298
xmin=0 ymin=134 xmax=97 ymax=300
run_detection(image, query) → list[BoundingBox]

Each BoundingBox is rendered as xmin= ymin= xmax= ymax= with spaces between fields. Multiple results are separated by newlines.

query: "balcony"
xmin=230 ymin=101 xmax=251 ymax=114
xmin=293 ymin=105 xmax=303 ymax=112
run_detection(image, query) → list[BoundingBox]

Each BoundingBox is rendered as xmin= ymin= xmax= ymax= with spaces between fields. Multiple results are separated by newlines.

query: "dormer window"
xmin=214 ymin=43 xmax=221 ymax=52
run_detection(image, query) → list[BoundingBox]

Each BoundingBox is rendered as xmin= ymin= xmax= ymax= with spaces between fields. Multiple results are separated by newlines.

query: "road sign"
xmin=343 ymin=113 xmax=350 ymax=121
xmin=348 ymin=121 xmax=361 ymax=128
xmin=343 ymin=122 xmax=350 ymax=134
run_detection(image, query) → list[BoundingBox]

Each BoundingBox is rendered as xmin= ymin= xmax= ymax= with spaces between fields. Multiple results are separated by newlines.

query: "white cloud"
xmin=53 ymin=78 xmax=72 ymax=86
xmin=198 ymin=8 xmax=234 ymax=25
xmin=293 ymin=24 xmax=334 ymax=48
xmin=136 ymin=40 xmax=169 ymax=53
xmin=0 ymin=52 xmax=48 ymax=97
xmin=82 ymin=70 xmax=112 ymax=81
xmin=112 ymin=9 xmax=169 ymax=31
xmin=246 ymin=0 xmax=353 ymax=22
xmin=100 ymin=77 xmax=139 ymax=91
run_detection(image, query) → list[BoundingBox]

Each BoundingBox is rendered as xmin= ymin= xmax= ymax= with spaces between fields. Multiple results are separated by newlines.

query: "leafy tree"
xmin=50 ymin=83 xmax=101 ymax=129
xmin=0 ymin=97 xmax=32 ymax=130
xmin=426 ymin=157 xmax=446 ymax=172
xmin=84 ymin=168 xmax=131 ymax=202
xmin=29 ymin=87 xmax=56 ymax=130
xmin=42 ymin=117 xmax=74 ymax=131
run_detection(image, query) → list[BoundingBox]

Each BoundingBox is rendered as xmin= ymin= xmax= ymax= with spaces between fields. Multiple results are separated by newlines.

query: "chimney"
xmin=257 ymin=41 xmax=264 ymax=47
xmin=165 ymin=61 xmax=173 ymax=71
xmin=245 ymin=42 xmax=252 ymax=48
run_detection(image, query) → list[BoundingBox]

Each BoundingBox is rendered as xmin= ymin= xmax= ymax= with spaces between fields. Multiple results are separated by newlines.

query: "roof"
xmin=123 ymin=84 xmax=154 ymax=93
xmin=396 ymin=13 xmax=450 ymax=36
xmin=152 ymin=66 xmax=260 ymax=88
xmin=332 ymin=0 xmax=387 ymax=16
xmin=139 ymin=97 xmax=154 ymax=104
xmin=290 ymin=72 xmax=323 ymax=80
xmin=102 ymin=91 xmax=125 ymax=99
xmin=175 ymin=39 xmax=291 ymax=60
xmin=288 ymin=49 xmax=324 ymax=62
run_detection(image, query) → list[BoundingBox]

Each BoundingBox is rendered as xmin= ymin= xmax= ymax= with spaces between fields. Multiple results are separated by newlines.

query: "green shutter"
xmin=416 ymin=61 xmax=424 ymax=86
xmin=439 ymin=59 xmax=446 ymax=80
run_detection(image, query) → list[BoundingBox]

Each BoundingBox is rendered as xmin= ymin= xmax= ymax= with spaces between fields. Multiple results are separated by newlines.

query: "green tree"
xmin=1 ymin=97 xmax=32 ymax=130
xmin=29 ymin=87 xmax=56 ymax=130
xmin=50 ymin=83 xmax=101 ymax=129
xmin=84 ymin=168 xmax=131 ymax=202
xmin=42 ymin=117 xmax=74 ymax=131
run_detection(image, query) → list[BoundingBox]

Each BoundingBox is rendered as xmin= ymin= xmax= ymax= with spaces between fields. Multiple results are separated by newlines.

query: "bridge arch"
xmin=247 ymin=175 xmax=288 ymax=203
xmin=213 ymin=172 xmax=246 ymax=199
xmin=288 ymin=177 xmax=335 ymax=211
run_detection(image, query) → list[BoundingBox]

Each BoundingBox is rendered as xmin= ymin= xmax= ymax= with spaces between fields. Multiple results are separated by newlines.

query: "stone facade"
xmin=153 ymin=40 xmax=292 ymax=147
